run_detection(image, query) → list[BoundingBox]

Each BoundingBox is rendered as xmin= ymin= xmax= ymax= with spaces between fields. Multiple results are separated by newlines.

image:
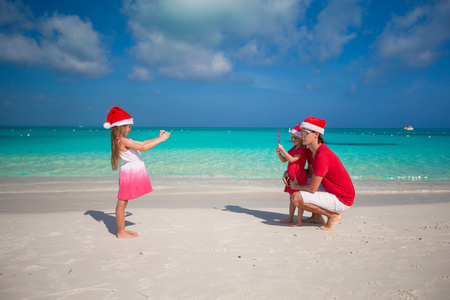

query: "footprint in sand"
xmin=212 ymin=248 xmax=233 ymax=252
xmin=40 ymin=232 xmax=62 ymax=237
xmin=23 ymin=265 xmax=47 ymax=272
xmin=391 ymin=289 xmax=424 ymax=299
xmin=164 ymin=262 xmax=178 ymax=269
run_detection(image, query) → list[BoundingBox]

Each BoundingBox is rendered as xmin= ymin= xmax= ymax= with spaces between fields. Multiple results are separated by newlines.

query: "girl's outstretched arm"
xmin=121 ymin=130 xmax=171 ymax=151
xmin=277 ymin=144 xmax=300 ymax=163
xmin=276 ymin=147 xmax=288 ymax=163
xmin=141 ymin=130 xmax=170 ymax=148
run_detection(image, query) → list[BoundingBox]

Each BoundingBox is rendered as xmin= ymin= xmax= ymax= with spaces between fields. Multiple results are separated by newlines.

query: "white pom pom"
xmin=103 ymin=122 xmax=111 ymax=129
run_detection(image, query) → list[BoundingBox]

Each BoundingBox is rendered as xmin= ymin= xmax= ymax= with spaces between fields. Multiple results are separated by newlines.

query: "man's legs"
xmin=302 ymin=213 xmax=326 ymax=225
xmin=291 ymin=192 xmax=342 ymax=231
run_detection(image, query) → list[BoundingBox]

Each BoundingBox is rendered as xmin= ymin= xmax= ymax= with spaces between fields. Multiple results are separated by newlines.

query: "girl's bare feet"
xmin=117 ymin=230 xmax=138 ymax=239
xmin=280 ymin=218 xmax=294 ymax=224
xmin=289 ymin=221 xmax=303 ymax=227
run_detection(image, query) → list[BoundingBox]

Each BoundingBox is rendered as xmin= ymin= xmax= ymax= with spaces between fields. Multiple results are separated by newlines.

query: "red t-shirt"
xmin=308 ymin=144 xmax=355 ymax=206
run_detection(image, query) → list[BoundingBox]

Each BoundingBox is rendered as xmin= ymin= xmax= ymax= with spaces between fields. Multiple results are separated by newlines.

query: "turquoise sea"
xmin=0 ymin=127 xmax=449 ymax=181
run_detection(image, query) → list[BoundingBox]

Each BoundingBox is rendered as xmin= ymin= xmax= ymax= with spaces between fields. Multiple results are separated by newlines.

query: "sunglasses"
xmin=300 ymin=130 xmax=314 ymax=136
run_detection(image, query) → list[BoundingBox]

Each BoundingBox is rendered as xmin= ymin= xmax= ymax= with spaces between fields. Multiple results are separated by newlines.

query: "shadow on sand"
xmin=221 ymin=205 xmax=321 ymax=227
xmin=84 ymin=210 xmax=136 ymax=236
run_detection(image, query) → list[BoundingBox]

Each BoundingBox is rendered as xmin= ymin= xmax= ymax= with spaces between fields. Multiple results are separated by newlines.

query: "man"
xmin=286 ymin=116 xmax=355 ymax=230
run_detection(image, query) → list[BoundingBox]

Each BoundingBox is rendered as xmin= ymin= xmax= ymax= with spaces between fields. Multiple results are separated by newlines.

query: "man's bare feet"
xmin=280 ymin=218 xmax=294 ymax=224
xmin=319 ymin=214 xmax=342 ymax=231
xmin=302 ymin=215 xmax=326 ymax=225
xmin=117 ymin=230 xmax=138 ymax=239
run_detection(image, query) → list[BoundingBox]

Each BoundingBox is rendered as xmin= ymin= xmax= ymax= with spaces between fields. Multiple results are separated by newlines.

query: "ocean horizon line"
xmin=1 ymin=125 xmax=449 ymax=130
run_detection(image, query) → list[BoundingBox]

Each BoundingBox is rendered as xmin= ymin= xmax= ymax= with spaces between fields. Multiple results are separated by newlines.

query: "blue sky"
xmin=0 ymin=0 xmax=449 ymax=128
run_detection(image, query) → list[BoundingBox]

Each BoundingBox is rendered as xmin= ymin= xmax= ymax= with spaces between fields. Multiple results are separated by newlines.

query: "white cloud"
xmin=129 ymin=27 xmax=232 ymax=80
xmin=0 ymin=1 xmax=109 ymax=78
xmin=123 ymin=0 xmax=311 ymax=80
xmin=234 ymin=39 xmax=282 ymax=65
xmin=128 ymin=66 xmax=151 ymax=82
xmin=122 ymin=0 xmax=367 ymax=80
xmin=39 ymin=14 xmax=110 ymax=77
xmin=0 ymin=33 xmax=41 ymax=64
xmin=159 ymin=52 xmax=232 ymax=80
xmin=307 ymin=0 xmax=363 ymax=61
xmin=0 ymin=0 xmax=33 ymax=29
xmin=376 ymin=0 xmax=450 ymax=68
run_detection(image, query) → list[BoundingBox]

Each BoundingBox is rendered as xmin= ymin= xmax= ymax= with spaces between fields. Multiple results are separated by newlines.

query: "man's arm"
xmin=289 ymin=174 xmax=323 ymax=193
xmin=306 ymin=163 xmax=313 ymax=178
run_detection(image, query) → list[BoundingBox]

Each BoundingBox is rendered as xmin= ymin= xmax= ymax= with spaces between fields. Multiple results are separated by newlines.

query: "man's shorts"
xmin=300 ymin=185 xmax=350 ymax=213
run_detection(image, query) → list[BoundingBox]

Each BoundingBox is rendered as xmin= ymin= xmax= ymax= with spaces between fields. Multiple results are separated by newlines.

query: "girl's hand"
xmin=282 ymin=171 xmax=290 ymax=185
xmin=277 ymin=144 xmax=284 ymax=151
xmin=159 ymin=131 xmax=171 ymax=141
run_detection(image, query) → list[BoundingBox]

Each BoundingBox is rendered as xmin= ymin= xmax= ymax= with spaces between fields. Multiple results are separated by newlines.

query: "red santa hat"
xmin=301 ymin=116 xmax=326 ymax=135
xmin=103 ymin=106 xmax=133 ymax=129
xmin=289 ymin=124 xmax=301 ymax=138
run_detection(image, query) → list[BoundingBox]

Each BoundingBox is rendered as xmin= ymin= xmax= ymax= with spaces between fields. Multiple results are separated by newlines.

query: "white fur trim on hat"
xmin=110 ymin=118 xmax=133 ymax=128
xmin=289 ymin=125 xmax=301 ymax=138
xmin=301 ymin=122 xmax=325 ymax=135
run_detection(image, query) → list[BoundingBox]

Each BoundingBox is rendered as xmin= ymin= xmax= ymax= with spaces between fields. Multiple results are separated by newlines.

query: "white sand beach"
xmin=0 ymin=177 xmax=449 ymax=299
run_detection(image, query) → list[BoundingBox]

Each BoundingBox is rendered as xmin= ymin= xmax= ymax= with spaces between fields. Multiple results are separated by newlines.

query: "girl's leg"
xmin=281 ymin=194 xmax=296 ymax=224
xmin=116 ymin=199 xmax=138 ymax=238
xmin=290 ymin=207 xmax=304 ymax=227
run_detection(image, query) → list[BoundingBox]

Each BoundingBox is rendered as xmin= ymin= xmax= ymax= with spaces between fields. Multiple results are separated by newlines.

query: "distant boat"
xmin=403 ymin=125 xmax=414 ymax=130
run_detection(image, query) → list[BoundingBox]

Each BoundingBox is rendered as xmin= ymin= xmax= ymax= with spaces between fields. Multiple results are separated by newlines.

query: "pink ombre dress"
xmin=117 ymin=138 xmax=153 ymax=200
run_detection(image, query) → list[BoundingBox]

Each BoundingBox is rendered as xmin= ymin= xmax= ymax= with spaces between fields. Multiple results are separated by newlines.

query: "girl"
xmin=104 ymin=106 xmax=171 ymax=238
xmin=276 ymin=125 xmax=308 ymax=227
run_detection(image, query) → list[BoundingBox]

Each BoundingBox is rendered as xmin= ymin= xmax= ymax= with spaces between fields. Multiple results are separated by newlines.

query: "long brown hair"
xmin=110 ymin=125 xmax=129 ymax=171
